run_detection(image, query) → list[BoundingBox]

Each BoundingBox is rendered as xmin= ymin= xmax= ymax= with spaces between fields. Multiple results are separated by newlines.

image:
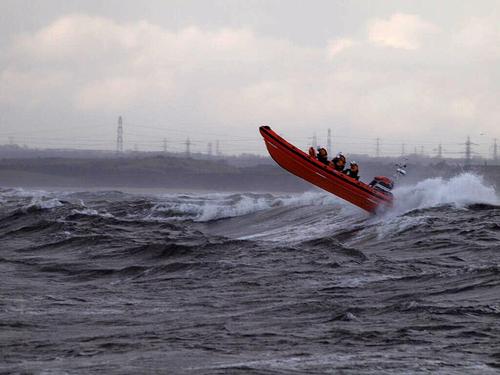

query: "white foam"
xmin=70 ymin=208 xmax=113 ymax=218
xmin=150 ymin=191 xmax=347 ymax=222
xmin=150 ymin=174 xmax=497 ymax=224
xmin=392 ymin=172 xmax=498 ymax=215
xmin=196 ymin=195 xmax=273 ymax=221
xmin=0 ymin=187 xmax=50 ymax=198
xmin=274 ymin=191 xmax=344 ymax=208
xmin=24 ymin=197 xmax=63 ymax=210
xmin=160 ymin=172 xmax=498 ymax=225
xmin=350 ymin=173 xmax=499 ymax=240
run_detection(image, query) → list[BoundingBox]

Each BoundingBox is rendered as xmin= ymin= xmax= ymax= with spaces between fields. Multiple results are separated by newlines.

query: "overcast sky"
xmin=1 ymin=0 xmax=499 ymax=156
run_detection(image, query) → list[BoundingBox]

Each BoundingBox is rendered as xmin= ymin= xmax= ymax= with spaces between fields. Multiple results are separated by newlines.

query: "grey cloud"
xmin=0 ymin=1 xmax=499 ymax=156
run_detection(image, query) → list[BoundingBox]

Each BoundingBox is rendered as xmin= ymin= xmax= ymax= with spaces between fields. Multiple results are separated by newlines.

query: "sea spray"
xmin=392 ymin=172 xmax=499 ymax=214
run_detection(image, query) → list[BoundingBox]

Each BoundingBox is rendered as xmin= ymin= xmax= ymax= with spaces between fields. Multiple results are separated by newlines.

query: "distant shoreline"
xmin=0 ymin=156 xmax=499 ymax=192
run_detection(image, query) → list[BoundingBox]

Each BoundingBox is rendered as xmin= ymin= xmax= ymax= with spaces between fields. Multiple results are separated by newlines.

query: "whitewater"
xmin=1 ymin=173 xmax=499 ymax=374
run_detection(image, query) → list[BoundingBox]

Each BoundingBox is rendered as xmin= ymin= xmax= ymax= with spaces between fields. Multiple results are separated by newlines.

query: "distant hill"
xmin=0 ymin=155 xmax=498 ymax=191
xmin=0 ymin=156 xmax=306 ymax=191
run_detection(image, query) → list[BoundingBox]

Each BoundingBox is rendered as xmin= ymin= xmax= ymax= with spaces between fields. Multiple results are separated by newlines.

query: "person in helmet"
xmin=344 ymin=161 xmax=360 ymax=180
xmin=308 ymin=146 xmax=317 ymax=158
xmin=316 ymin=147 xmax=329 ymax=165
xmin=331 ymin=153 xmax=346 ymax=172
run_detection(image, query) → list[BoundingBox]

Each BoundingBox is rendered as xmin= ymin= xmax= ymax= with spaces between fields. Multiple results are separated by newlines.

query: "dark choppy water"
xmin=1 ymin=173 xmax=499 ymax=374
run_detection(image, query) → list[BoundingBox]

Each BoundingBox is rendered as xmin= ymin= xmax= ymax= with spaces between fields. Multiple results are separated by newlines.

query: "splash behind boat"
xmin=259 ymin=126 xmax=393 ymax=213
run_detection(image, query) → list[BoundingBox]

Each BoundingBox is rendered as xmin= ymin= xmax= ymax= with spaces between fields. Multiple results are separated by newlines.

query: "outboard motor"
xmin=369 ymin=176 xmax=394 ymax=194
xmin=369 ymin=162 xmax=407 ymax=195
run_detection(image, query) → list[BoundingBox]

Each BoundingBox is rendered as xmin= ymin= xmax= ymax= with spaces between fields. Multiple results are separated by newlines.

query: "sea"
xmin=1 ymin=172 xmax=499 ymax=374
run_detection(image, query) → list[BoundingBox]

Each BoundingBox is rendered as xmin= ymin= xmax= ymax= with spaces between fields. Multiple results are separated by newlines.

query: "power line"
xmin=185 ymin=137 xmax=191 ymax=157
xmin=494 ymin=138 xmax=498 ymax=161
xmin=327 ymin=128 xmax=332 ymax=155
xmin=215 ymin=140 xmax=221 ymax=156
xmin=2 ymin=119 xmax=498 ymax=159
xmin=116 ymin=116 xmax=123 ymax=154
xmin=465 ymin=136 xmax=472 ymax=167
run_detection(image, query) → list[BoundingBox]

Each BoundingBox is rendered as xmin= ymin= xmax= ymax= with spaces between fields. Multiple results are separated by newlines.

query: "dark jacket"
xmin=317 ymin=154 xmax=329 ymax=164
xmin=344 ymin=169 xmax=359 ymax=180
xmin=317 ymin=148 xmax=329 ymax=165
xmin=332 ymin=157 xmax=345 ymax=171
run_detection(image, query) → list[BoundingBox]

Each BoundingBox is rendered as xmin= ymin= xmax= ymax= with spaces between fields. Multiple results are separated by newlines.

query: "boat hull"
xmin=259 ymin=126 xmax=392 ymax=213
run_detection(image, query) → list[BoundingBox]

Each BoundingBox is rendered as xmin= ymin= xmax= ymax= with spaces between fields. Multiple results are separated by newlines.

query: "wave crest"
xmin=150 ymin=191 xmax=344 ymax=222
xmin=393 ymin=173 xmax=498 ymax=214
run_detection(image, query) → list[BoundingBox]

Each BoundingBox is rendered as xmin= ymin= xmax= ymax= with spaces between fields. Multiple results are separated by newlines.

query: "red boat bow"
xmin=259 ymin=126 xmax=393 ymax=213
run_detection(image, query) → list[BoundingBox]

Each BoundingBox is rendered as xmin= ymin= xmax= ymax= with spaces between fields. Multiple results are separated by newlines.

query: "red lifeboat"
xmin=259 ymin=126 xmax=393 ymax=213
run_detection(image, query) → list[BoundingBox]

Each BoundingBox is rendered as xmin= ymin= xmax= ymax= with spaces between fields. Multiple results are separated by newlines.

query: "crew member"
xmin=344 ymin=161 xmax=360 ymax=180
xmin=331 ymin=153 xmax=346 ymax=172
xmin=317 ymin=147 xmax=329 ymax=165
xmin=308 ymin=147 xmax=316 ymax=158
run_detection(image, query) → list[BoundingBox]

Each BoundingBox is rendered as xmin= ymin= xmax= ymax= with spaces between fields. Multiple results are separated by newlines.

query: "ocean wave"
xmin=2 ymin=185 xmax=500 ymax=373
xmin=148 ymin=191 xmax=346 ymax=222
xmin=392 ymin=172 xmax=499 ymax=214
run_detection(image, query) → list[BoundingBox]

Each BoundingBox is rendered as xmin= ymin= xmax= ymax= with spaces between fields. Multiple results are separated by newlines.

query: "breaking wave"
xmin=392 ymin=172 xmax=499 ymax=214
xmin=149 ymin=191 xmax=346 ymax=222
